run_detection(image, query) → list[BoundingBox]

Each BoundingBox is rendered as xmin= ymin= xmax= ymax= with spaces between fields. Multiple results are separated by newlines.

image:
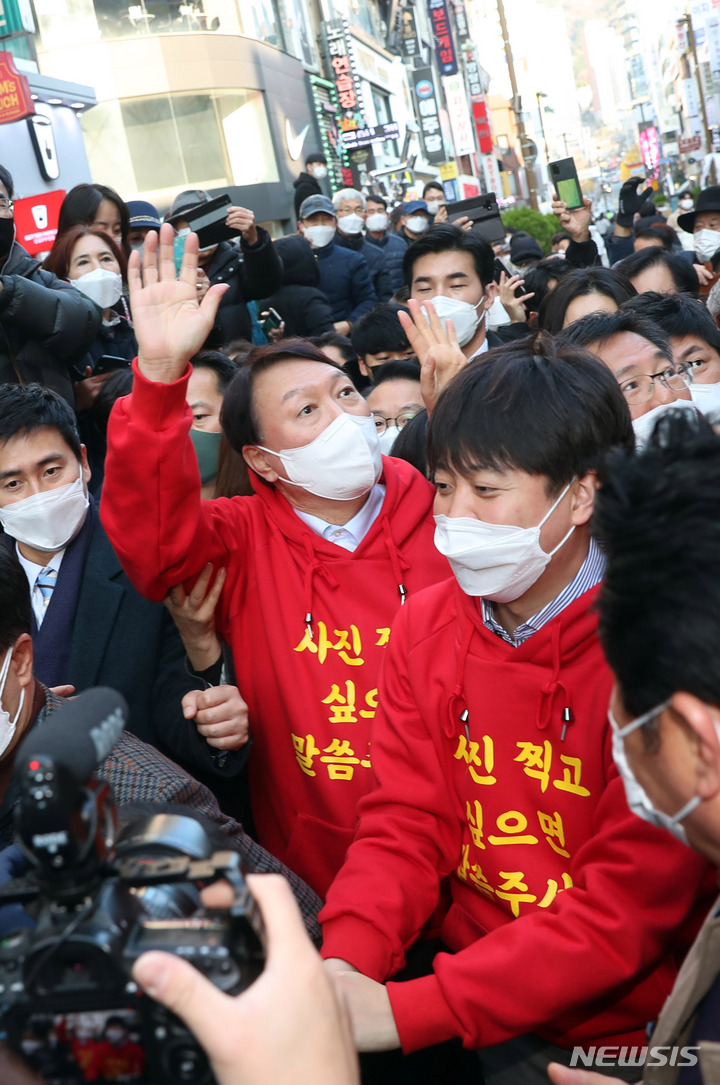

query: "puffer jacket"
xmin=202 ymin=229 xmax=283 ymax=349
xmin=0 ymin=241 xmax=101 ymax=405
xmin=336 ymin=231 xmax=393 ymax=301
xmin=365 ymin=230 xmax=408 ymax=296
xmin=314 ymin=238 xmax=377 ymax=323
xmin=259 ymin=234 xmax=334 ymax=338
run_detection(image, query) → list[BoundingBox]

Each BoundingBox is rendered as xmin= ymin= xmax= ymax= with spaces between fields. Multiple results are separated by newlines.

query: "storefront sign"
xmin=308 ymin=74 xmax=346 ymax=189
xmin=443 ymin=72 xmax=475 ymax=157
xmin=13 ymin=189 xmax=65 ymax=255
xmin=439 ymin=160 xmax=458 ymax=180
xmin=411 ymin=66 xmax=445 ymax=164
xmin=398 ymin=3 xmax=420 ymax=58
xmin=679 ymin=134 xmax=702 ymax=152
xmin=427 ymin=0 xmax=458 ymax=76
xmin=0 ymin=50 xmax=33 ymax=124
xmin=482 ymin=153 xmax=502 ymax=196
xmin=451 ymin=0 xmax=470 ymax=41
xmin=323 ymin=20 xmax=365 ymax=117
xmin=472 ymin=99 xmax=493 ymax=154
xmin=639 ymin=122 xmax=660 ymax=176
xmin=341 ymin=120 xmax=400 ymax=150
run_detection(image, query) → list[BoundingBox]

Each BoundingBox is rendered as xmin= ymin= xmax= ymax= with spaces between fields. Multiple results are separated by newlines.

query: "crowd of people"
xmin=2 ymin=154 xmax=720 ymax=1085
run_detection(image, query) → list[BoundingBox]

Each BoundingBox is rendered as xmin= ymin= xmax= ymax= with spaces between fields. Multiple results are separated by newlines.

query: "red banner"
xmin=0 ymin=51 xmax=34 ymax=124
xmin=472 ymin=99 xmax=493 ymax=154
xmin=14 ymin=190 xmax=66 ymax=256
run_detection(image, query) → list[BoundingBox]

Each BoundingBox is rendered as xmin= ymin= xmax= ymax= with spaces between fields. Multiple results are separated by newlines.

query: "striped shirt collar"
xmin=481 ymin=536 xmax=605 ymax=647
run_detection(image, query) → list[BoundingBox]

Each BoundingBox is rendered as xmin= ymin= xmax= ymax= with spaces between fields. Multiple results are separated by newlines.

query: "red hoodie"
xmin=320 ymin=578 xmax=712 ymax=1052
xmin=100 ymin=363 xmax=449 ymax=896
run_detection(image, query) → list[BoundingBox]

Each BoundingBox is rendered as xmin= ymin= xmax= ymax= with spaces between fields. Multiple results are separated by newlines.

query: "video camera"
xmin=0 ymin=688 xmax=265 ymax=1085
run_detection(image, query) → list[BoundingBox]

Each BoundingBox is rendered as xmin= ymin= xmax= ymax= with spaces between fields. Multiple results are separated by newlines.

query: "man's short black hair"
xmin=0 ymin=548 xmax=31 ymax=654
xmin=351 ymin=303 xmax=411 ymax=358
xmin=558 ymin=309 xmax=674 ymax=365
xmin=521 ymin=257 xmax=574 ymax=316
xmin=632 ymin=224 xmax=674 ymax=250
xmin=614 ymin=247 xmax=700 ymax=298
xmin=403 ymin=224 xmax=494 ymax=289
xmin=594 ymin=410 xmax=720 ymax=722
xmin=427 ymin=333 xmax=634 ymax=494
xmin=307 ymin=331 xmax=357 ymax=365
xmin=0 ymin=165 xmax=13 ymax=199
xmin=423 ymin=181 xmax=444 ymax=197
xmin=0 ymin=384 xmax=82 ymax=460
xmin=622 ymin=291 xmax=720 ymax=353
xmin=552 ymin=231 xmax=571 ymax=246
xmin=366 ymin=193 xmax=388 ymax=209
xmin=367 ymin=358 xmax=421 ymax=385
xmin=305 ymin=153 xmax=327 ymax=167
xmin=190 ymin=350 xmax=237 ymax=394
xmin=538 ymin=268 xmax=636 ymax=335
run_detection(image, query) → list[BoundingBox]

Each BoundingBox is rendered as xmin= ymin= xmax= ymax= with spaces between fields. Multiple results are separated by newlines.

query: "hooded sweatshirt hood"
xmin=273 ymin=233 xmax=321 ymax=288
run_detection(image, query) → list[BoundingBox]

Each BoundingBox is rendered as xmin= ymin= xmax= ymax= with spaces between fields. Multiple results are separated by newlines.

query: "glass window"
xmin=276 ymin=0 xmax=317 ymax=67
xmin=80 ymin=90 xmax=278 ymax=206
xmin=238 ymin=0 xmax=285 ymax=50
xmin=35 ymin=0 xmax=241 ymax=46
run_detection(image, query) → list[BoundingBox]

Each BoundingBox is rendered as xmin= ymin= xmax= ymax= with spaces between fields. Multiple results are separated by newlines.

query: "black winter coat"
xmin=365 ymin=231 xmax=408 ymax=296
xmin=336 ymin=231 xmax=393 ymax=301
xmin=259 ymin=234 xmax=335 ymax=338
xmin=0 ymin=242 xmax=101 ymax=406
xmin=202 ymin=228 xmax=283 ymax=349
xmin=293 ymin=171 xmax=322 ymax=218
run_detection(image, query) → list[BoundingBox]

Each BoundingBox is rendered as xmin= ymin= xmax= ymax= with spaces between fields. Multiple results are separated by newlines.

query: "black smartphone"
xmin=549 ymin=158 xmax=583 ymax=210
xmin=182 ymin=193 xmax=235 ymax=248
xmin=93 ymin=355 xmax=132 ymax=376
xmin=446 ymin=193 xmax=506 ymax=244
xmin=261 ymin=308 xmax=282 ymax=336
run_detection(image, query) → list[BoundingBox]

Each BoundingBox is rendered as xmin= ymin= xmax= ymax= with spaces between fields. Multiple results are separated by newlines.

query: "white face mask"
xmin=366 ymin=212 xmax=388 ymax=232
xmin=434 ymin=480 xmax=575 ymax=601
xmin=406 ymin=215 xmax=429 ymax=235
xmin=679 ymin=198 xmax=694 ymax=210
xmin=424 ymin=294 xmax=484 ymax=347
xmin=377 ymin=426 xmax=400 ymax=455
xmin=426 ymin=200 xmax=441 ymax=215
xmin=609 ymin=701 xmax=703 ymax=846
xmin=312 ymin=165 xmax=328 ymax=180
xmin=339 ymin=213 xmax=364 ymax=235
xmin=694 ymin=228 xmax=720 ymax=263
xmin=486 ymin=295 xmax=512 ymax=328
xmin=631 ymin=398 xmax=697 ymax=449
xmin=105 ymin=1028 xmax=125 ymax=1045
xmin=303 ymin=224 xmax=336 ymax=248
xmin=690 ymin=379 xmax=720 ymax=419
xmin=0 ymin=466 xmax=89 ymax=552
xmin=257 ymin=412 xmax=382 ymax=501
xmin=72 ymin=267 xmax=123 ymax=309
xmin=0 ymin=644 xmax=25 ymax=759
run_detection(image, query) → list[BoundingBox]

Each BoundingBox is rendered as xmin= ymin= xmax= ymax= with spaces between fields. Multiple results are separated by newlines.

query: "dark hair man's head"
xmin=427 ymin=335 xmax=633 ymax=609
xmin=187 ymin=350 xmax=237 ymax=441
xmin=558 ymin=309 xmax=692 ymax=421
xmin=632 ymin=223 xmax=675 ymax=252
xmin=594 ymin=411 xmax=720 ymax=862
xmin=0 ymin=383 xmax=82 ymax=460
xmin=615 ymin=247 xmax=700 ymax=298
xmin=351 ymin=303 xmax=414 ymax=382
xmin=404 ymin=225 xmax=497 ymax=357
xmin=622 ymin=291 xmax=720 ymax=388
xmin=365 ymin=361 xmax=423 ymax=454
xmin=423 ymin=182 xmax=444 ymax=200
xmin=305 ymin=153 xmax=327 ymax=169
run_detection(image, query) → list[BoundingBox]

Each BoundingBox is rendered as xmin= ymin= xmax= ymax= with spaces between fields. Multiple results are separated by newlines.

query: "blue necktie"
xmin=35 ymin=567 xmax=57 ymax=615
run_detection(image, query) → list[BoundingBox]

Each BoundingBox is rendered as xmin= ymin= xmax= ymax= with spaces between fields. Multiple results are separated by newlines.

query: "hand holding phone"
xmin=549 ymin=158 xmax=583 ymax=210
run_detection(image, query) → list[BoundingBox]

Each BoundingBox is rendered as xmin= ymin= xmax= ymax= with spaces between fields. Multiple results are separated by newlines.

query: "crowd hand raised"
xmin=398 ymin=299 xmax=467 ymax=417
xmin=165 ymin=564 xmax=226 ymax=672
xmin=695 ymin=263 xmax=715 ymax=284
xmin=74 ymin=365 xmax=113 ymax=412
xmin=616 ymin=175 xmax=652 ymax=228
xmin=552 ymin=195 xmax=592 ymax=243
xmin=498 ymin=272 xmax=534 ymax=323
xmin=433 ymin=204 xmax=448 ymax=223
xmin=131 ymin=223 xmax=229 ymax=383
xmin=182 ymin=684 xmax=250 ymax=751
xmin=226 ymin=206 xmax=258 ymax=246
xmin=132 ymin=874 xmax=360 ymax=1085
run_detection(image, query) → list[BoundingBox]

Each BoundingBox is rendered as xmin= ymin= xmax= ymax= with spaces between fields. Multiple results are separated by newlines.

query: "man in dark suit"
xmin=0 ymin=382 xmax=248 ymax=782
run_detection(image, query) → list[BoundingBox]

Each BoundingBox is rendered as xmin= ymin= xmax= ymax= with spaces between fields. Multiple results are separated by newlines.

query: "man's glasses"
xmin=618 ymin=363 xmax=692 ymax=406
xmin=372 ymin=410 xmax=420 ymax=435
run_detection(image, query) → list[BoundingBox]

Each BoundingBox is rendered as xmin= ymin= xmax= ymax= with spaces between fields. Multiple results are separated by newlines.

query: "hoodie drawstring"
xmin=445 ymin=619 xmax=475 ymax=739
xmin=536 ymin=620 xmax=572 ymax=736
xmin=381 ymin=516 xmax=410 ymax=607
xmin=301 ymin=535 xmax=340 ymax=640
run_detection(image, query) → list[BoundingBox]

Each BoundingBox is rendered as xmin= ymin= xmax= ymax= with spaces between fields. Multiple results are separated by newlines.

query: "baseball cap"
xmin=404 ymin=200 xmax=429 ymax=215
xmin=299 ymin=194 xmax=336 ymax=219
xmin=126 ymin=200 xmax=161 ymax=230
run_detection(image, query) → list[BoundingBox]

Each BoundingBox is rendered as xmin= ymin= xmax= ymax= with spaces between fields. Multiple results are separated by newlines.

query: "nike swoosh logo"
xmin=286 ymin=119 xmax=310 ymax=161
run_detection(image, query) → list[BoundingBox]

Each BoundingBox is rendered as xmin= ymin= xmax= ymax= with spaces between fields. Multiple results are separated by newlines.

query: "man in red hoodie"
xmin=100 ymin=225 xmax=449 ymax=898
xmin=320 ymin=340 xmax=713 ymax=1080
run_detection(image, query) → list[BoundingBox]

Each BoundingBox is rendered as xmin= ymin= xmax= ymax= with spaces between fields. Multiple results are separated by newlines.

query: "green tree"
xmin=501 ymin=208 xmax=560 ymax=254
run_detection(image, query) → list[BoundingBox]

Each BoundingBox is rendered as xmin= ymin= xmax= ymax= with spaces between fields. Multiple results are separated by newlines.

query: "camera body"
xmin=0 ymin=690 xmax=265 ymax=1085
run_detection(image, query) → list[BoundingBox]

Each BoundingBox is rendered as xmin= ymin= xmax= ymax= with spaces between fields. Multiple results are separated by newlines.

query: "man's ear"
xmin=671 ymin=692 xmax=720 ymax=801
xmin=358 ymin=356 xmax=370 ymax=378
xmin=243 ymin=445 xmax=280 ymax=484
xmin=12 ymin=633 xmax=33 ymax=689
xmin=481 ymin=281 xmax=499 ymax=310
xmin=80 ymin=445 xmax=92 ymax=489
xmin=571 ymin=471 xmax=597 ymax=527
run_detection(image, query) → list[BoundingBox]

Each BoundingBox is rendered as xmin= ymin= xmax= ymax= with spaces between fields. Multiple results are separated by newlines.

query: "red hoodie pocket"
xmin=284 ymin=813 xmax=355 ymax=900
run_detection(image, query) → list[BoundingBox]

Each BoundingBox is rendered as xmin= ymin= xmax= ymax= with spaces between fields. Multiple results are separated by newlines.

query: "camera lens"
xmin=164 ymin=1036 xmax=213 ymax=1084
